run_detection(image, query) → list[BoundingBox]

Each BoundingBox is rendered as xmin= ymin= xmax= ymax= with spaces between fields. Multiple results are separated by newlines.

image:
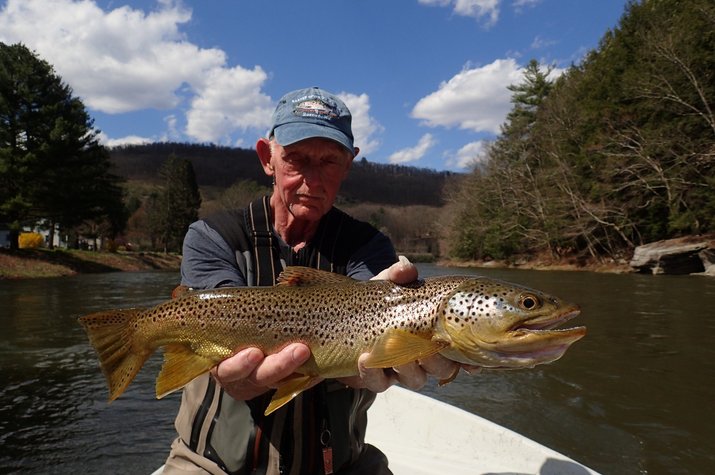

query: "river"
xmin=0 ymin=265 xmax=713 ymax=474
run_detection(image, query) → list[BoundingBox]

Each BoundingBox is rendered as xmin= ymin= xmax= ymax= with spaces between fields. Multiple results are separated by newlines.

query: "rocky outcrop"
xmin=700 ymin=248 xmax=715 ymax=276
xmin=629 ymin=235 xmax=715 ymax=275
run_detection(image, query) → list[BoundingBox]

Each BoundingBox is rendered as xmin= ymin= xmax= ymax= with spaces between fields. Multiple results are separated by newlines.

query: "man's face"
xmin=271 ymin=137 xmax=353 ymax=222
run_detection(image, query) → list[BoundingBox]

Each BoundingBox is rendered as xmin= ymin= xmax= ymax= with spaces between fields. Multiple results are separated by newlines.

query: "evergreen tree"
xmin=449 ymin=60 xmax=557 ymax=260
xmin=150 ymin=154 xmax=201 ymax=253
xmin=0 ymin=43 xmax=126 ymax=249
xmin=448 ymin=0 xmax=715 ymax=263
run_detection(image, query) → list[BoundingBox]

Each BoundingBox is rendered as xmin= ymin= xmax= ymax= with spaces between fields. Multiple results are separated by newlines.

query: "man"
xmin=164 ymin=87 xmax=461 ymax=474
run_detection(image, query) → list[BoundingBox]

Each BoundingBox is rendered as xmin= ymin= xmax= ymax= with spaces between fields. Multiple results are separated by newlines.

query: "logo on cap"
xmin=293 ymin=98 xmax=339 ymax=121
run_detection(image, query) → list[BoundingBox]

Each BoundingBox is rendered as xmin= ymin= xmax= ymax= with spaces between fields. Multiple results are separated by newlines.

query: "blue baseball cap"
xmin=267 ymin=87 xmax=355 ymax=155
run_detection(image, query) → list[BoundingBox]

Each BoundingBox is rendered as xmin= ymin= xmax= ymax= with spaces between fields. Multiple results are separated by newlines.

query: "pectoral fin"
xmin=156 ymin=344 xmax=218 ymax=399
xmin=363 ymin=329 xmax=448 ymax=369
xmin=265 ymin=374 xmax=320 ymax=416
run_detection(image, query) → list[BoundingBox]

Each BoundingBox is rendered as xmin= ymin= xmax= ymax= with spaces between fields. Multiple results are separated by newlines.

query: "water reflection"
xmin=417 ymin=264 xmax=715 ymax=474
xmin=0 ymin=272 xmax=182 ymax=474
xmin=1 ymin=267 xmax=714 ymax=474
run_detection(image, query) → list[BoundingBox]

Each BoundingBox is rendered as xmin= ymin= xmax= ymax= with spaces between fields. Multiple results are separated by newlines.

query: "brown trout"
xmin=79 ymin=267 xmax=585 ymax=415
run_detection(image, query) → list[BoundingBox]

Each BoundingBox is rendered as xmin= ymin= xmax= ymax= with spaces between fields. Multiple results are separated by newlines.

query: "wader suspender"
xmin=190 ymin=196 xmax=378 ymax=475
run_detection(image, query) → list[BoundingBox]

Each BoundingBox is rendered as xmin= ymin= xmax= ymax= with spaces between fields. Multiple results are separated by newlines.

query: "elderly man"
xmin=164 ymin=87 xmax=461 ymax=475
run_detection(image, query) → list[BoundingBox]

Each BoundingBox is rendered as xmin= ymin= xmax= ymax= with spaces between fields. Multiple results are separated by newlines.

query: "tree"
xmin=448 ymin=60 xmax=559 ymax=260
xmin=217 ymin=180 xmax=269 ymax=211
xmin=447 ymin=0 xmax=715 ymax=265
xmin=149 ymin=154 xmax=201 ymax=253
xmin=0 ymin=42 xmax=126 ymax=249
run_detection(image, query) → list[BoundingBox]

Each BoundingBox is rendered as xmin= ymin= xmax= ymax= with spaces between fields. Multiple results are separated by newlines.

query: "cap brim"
xmin=273 ymin=123 xmax=355 ymax=156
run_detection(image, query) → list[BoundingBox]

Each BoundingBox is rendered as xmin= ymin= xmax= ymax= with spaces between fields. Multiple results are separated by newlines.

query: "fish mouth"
xmin=495 ymin=306 xmax=586 ymax=356
xmin=512 ymin=306 xmax=583 ymax=333
xmin=440 ymin=305 xmax=586 ymax=369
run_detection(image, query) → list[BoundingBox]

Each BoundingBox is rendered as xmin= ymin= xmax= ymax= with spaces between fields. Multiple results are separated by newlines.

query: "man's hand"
xmin=340 ymin=256 xmax=468 ymax=393
xmin=212 ymin=343 xmax=314 ymax=401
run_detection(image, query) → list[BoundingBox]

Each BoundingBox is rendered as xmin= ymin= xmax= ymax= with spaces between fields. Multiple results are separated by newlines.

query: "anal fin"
xmin=156 ymin=343 xmax=218 ymax=399
xmin=265 ymin=374 xmax=320 ymax=416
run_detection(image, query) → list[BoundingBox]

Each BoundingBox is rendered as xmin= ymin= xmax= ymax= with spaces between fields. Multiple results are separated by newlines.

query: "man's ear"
xmin=342 ymin=146 xmax=358 ymax=178
xmin=256 ymin=138 xmax=274 ymax=176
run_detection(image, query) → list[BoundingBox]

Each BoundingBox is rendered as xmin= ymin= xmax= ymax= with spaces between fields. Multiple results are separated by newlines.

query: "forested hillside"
xmin=110 ymin=143 xmax=453 ymax=207
xmin=448 ymin=0 xmax=715 ymax=263
xmin=111 ymin=143 xmax=453 ymax=254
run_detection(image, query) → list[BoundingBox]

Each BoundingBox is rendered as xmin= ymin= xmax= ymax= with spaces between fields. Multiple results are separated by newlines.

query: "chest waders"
xmin=176 ymin=196 xmax=382 ymax=475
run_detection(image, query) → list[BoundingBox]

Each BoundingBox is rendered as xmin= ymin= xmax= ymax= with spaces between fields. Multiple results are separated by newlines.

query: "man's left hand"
xmin=339 ymin=256 xmax=469 ymax=392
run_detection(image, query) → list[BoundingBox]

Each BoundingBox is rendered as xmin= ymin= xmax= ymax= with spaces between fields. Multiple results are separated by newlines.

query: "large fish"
xmin=79 ymin=267 xmax=585 ymax=415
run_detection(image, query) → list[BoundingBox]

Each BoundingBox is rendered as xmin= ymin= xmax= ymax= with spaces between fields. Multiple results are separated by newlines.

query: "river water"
xmin=1 ymin=265 xmax=713 ymax=474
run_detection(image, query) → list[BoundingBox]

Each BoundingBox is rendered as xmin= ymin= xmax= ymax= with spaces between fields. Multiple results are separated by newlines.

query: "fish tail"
xmin=78 ymin=309 xmax=150 ymax=402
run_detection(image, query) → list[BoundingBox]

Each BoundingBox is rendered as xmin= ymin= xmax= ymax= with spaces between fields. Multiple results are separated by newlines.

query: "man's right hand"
xmin=211 ymin=343 xmax=314 ymax=401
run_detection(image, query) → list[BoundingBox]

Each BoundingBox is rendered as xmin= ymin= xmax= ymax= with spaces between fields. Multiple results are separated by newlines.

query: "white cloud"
xmin=530 ymin=35 xmax=557 ymax=50
xmin=0 ymin=0 xmax=273 ymax=143
xmin=98 ymin=132 xmax=152 ymax=148
xmin=185 ymin=65 xmax=273 ymax=143
xmin=411 ymin=58 xmax=523 ymax=134
xmin=338 ymin=92 xmax=383 ymax=156
xmin=512 ymin=0 xmax=541 ymax=13
xmin=418 ymin=0 xmax=500 ymax=26
xmin=388 ymin=134 xmax=436 ymax=164
xmin=446 ymin=140 xmax=490 ymax=169
xmin=417 ymin=0 xmax=540 ymax=24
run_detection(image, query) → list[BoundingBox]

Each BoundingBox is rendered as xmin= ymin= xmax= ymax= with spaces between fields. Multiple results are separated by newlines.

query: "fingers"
xmin=213 ymin=347 xmax=264 ymax=383
xmin=371 ymin=256 xmax=418 ymax=284
xmin=341 ymin=352 xmax=479 ymax=394
xmin=418 ymin=354 xmax=461 ymax=381
xmin=337 ymin=353 xmax=397 ymax=393
xmin=393 ymin=361 xmax=427 ymax=390
xmin=252 ymin=343 xmax=311 ymax=385
xmin=358 ymin=353 xmax=395 ymax=392
xmin=393 ymin=355 xmax=458 ymax=390
xmin=343 ymin=354 xmax=441 ymax=393
xmin=213 ymin=343 xmax=312 ymax=401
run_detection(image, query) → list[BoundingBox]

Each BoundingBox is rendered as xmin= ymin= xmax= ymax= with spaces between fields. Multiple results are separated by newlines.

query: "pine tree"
xmin=150 ymin=154 xmax=201 ymax=253
xmin=0 ymin=42 xmax=126 ymax=249
xmin=449 ymin=60 xmax=558 ymax=260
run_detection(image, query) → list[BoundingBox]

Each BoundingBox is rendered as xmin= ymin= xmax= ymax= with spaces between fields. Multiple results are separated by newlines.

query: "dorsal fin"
xmin=277 ymin=266 xmax=353 ymax=287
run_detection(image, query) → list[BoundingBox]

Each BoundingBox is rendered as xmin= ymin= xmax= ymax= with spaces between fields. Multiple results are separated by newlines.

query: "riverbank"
xmin=439 ymin=253 xmax=633 ymax=274
xmin=0 ymin=248 xmax=181 ymax=279
xmin=1 ymin=248 xmax=633 ymax=280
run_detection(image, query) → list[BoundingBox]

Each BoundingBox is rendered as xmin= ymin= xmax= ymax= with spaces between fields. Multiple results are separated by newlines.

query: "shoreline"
xmin=1 ymin=248 xmax=634 ymax=280
xmin=0 ymin=248 xmax=181 ymax=279
xmin=436 ymin=256 xmax=634 ymax=274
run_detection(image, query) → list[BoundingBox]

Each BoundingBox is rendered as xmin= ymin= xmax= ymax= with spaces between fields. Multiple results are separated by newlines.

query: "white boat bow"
xmin=153 ymin=385 xmax=598 ymax=474
xmin=366 ymin=386 xmax=598 ymax=474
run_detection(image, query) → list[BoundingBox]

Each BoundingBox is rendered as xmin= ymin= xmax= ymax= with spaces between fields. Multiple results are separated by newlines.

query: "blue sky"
xmin=0 ymin=0 xmax=628 ymax=171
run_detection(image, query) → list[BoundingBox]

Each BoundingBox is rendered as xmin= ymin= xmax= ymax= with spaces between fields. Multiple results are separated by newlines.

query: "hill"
xmin=110 ymin=142 xmax=455 ymax=207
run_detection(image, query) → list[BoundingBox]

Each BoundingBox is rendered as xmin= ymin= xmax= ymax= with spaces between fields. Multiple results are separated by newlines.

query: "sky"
xmin=0 ymin=0 xmax=629 ymax=171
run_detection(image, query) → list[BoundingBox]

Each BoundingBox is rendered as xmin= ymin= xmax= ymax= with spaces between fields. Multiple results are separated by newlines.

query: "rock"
xmin=629 ymin=235 xmax=715 ymax=275
xmin=700 ymin=248 xmax=715 ymax=276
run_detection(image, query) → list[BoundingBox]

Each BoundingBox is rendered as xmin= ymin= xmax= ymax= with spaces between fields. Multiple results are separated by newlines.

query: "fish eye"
xmin=520 ymin=293 xmax=541 ymax=310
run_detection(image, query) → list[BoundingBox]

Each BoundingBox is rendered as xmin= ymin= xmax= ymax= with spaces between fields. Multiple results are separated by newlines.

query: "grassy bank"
xmin=0 ymin=248 xmax=181 ymax=279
